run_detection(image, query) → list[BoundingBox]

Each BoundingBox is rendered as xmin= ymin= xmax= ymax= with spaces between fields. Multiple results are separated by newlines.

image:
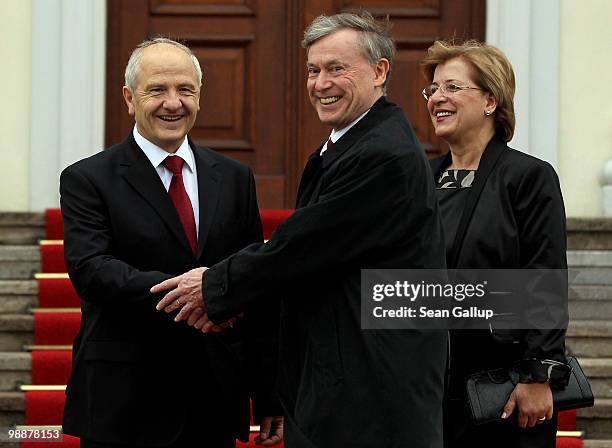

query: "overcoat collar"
xmin=432 ymin=136 xmax=507 ymax=268
xmin=296 ymin=96 xmax=394 ymax=207
xmin=119 ymin=132 xmax=221 ymax=259
xmin=321 ymin=96 xmax=391 ymax=168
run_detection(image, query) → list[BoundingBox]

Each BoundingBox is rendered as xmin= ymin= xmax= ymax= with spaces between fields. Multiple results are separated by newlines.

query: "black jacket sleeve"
xmin=204 ymin=142 xmax=441 ymax=322
xmin=60 ymin=165 xmax=172 ymax=305
xmin=513 ymin=160 xmax=568 ymax=365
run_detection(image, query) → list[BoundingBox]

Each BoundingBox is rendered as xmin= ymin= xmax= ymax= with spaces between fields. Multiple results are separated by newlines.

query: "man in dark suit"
xmin=154 ymin=13 xmax=448 ymax=448
xmin=60 ymin=38 xmax=282 ymax=448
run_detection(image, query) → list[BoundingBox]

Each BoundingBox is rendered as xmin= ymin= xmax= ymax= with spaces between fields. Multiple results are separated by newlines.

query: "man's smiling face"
xmin=123 ymin=43 xmax=201 ymax=153
xmin=306 ymin=28 xmax=386 ymax=130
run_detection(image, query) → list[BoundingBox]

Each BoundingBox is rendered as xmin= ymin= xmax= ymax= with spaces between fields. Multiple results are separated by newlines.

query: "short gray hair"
xmin=302 ymin=12 xmax=395 ymax=91
xmin=124 ymin=37 xmax=202 ymax=92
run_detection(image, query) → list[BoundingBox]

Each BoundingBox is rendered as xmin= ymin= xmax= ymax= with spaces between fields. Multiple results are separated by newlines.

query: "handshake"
xmin=150 ymin=267 xmax=235 ymax=333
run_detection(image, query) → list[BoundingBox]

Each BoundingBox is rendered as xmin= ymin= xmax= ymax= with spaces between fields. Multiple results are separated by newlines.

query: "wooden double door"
xmin=106 ymin=0 xmax=485 ymax=208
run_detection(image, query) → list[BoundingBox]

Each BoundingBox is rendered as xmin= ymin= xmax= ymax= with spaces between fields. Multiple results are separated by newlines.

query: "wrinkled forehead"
xmin=137 ymin=44 xmax=199 ymax=84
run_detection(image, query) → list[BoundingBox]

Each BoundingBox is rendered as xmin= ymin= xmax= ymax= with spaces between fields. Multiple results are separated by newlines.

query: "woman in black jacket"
xmin=421 ymin=40 xmax=568 ymax=448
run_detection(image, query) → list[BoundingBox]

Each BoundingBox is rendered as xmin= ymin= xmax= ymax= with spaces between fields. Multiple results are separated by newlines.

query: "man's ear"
xmin=373 ymin=58 xmax=390 ymax=88
xmin=122 ymin=86 xmax=136 ymax=117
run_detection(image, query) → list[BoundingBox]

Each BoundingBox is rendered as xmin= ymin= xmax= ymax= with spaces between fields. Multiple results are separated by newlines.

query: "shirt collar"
xmin=330 ymin=108 xmax=370 ymax=144
xmin=133 ymin=125 xmax=195 ymax=172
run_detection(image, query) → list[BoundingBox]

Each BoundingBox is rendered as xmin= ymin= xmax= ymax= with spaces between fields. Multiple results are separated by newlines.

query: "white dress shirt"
xmin=133 ymin=126 xmax=200 ymax=234
xmin=320 ymin=108 xmax=371 ymax=156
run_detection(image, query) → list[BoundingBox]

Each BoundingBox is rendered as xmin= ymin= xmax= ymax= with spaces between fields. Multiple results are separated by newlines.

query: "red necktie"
xmin=163 ymin=156 xmax=197 ymax=254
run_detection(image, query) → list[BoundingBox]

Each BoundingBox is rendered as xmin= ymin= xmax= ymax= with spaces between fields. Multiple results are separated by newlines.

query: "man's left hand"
xmin=152 ymin=267 xmax=208 ymax=321
xmin=254 ymin=415 xmax=284 ymax=446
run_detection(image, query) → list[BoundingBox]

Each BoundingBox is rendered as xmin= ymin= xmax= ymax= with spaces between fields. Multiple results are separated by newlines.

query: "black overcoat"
xmin=205 ymin=97 xmax=448 ymax=448
xmin=60 ymin=133 xmax=279 ymax=445
xmin=430 ymin=136 xmax=567 ymax=388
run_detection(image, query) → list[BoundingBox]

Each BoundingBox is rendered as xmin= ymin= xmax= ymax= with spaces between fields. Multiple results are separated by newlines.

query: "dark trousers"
xmin=444 ymin=398 xmax=557 ymax=448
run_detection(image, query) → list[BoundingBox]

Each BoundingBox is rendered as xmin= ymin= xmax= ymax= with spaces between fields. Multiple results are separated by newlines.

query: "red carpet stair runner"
xmin=20 ymin=209 xmax=293 ymax=447
xmin=24 ymin=209 xmax=583 ymax=447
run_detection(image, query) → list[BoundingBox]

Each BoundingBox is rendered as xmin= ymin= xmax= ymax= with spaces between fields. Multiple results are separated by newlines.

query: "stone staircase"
xmin=567 ymin=246 xmax=612 ymax=444
xmin=0 ymin=214 xmax=44 ymax=440
xmin=0 ymin=213 xmax=610 ymax=446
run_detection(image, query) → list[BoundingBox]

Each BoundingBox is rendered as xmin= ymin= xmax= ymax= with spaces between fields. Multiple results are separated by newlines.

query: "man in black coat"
xmin=60 ymin=38 xmax=281 ymax=448
xmin=154 ymin=13 xmax=447 ymax=448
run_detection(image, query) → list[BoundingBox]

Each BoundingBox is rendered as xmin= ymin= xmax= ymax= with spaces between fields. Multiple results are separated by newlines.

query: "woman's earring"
xmin=484 ymin=110 xmax=493 ymax=116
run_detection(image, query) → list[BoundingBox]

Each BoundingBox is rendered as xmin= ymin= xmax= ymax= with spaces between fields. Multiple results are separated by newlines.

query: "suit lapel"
xmin=191 ymin=142 xmax=222 ymax=259
xmin=448 ymin=137 xmax=506 ymax=268
xmin=120 ymin=134 xmax=194 ymax=255
xmin=295 ymin=97 xmax=393 ymax=208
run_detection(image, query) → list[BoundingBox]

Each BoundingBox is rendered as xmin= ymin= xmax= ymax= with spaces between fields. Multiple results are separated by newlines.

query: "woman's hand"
xmin=501 ymin=383 xmax=553 ymax=428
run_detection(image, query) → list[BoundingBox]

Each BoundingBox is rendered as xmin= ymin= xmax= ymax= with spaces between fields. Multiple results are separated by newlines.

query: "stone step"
xmin=570 ymin=285 xmax=612 ymax=301
xmin=569 ymin=302 xmax=612 ymax=321
xmin=567 ymin=321 xmax=612 ymax=358
xmin=569 ymin=250 xmax=612 ymax=267
xmin=581 ymin=358 xmax=612 ymax=399
xmin=0 ymin=213 xmax=45 ymax=246
xmin=0 ymin=247 xmax=39 ymax=280
xmin=0 ymin=316 xmax=33 ymax=352
xmin=0 ymin=354 xmax=30 ymax=391
xmin=0 ymin=281 xmax=37 ymax=314
xmin=585 ymin=440 xmax=612 ymax=448
xmin=568 ymin=218 xmax=612 ymax=250
xmin=569 ymin=284 xmax=612 ymax=320
xmin=0 ymin=392 xmax=24 ymax=427
xmin=578 ymin=398 xmax=612 ymax=439
xmin=568 ymin=321 xmax=612 ymax=338
xmin=571 ymin=268 xmax=612 ymax=286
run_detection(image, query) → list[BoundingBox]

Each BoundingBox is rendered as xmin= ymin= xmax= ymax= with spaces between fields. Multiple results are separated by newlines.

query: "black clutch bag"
xmin=466 ymin=357 xmax=594 ymax=425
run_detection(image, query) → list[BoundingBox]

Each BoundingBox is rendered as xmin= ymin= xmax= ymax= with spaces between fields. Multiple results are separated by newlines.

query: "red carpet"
xmin=260 ymin=209 xmax=292 ymax=239
xmin=31 ymin=351 xmax=72 ymax=385
xmin=21 ymin=434 xmax=79 ymax=448
xmin=34 ymin=313 xmax=80 ymax=345
xmin=40 ymin=242 xmax=66 ymax=273
xmin=37 ymin=277 xmax=79 ymax=308
xmin=558 ymin=410 xmax=577 ymax=431
xmin=557 ymin=437 xmax=583 ymax=447
xmin=45 ymin=209 xmax=63 ymax=240
xmin=25 ymin=390 xmax=65 ymax=425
